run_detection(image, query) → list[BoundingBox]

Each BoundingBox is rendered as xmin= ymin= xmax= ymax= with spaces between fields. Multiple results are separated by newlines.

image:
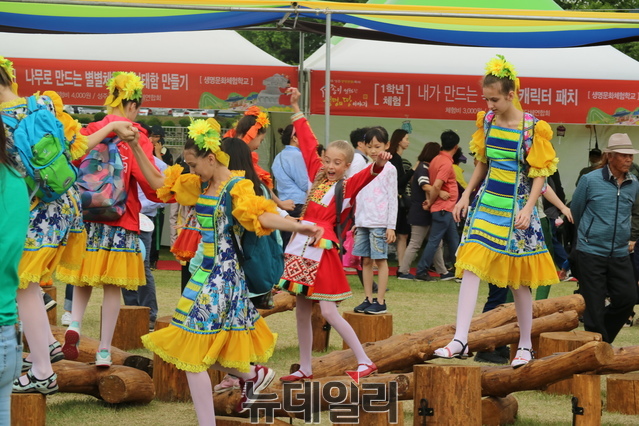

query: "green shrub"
xmin=179 ymin=118 xmax=190 ymax=127
xmin=77 ymin=116 xmax=92 ymax=124
xmin=147 ymin=117 xmax=162 ymax=127
xmin=93 ymin=112 xmax=106 ymax=122
xmin=137 ymin=118 xmax=147 ymax=126
xmin=163 ymin=120 xmax=175 ymax=127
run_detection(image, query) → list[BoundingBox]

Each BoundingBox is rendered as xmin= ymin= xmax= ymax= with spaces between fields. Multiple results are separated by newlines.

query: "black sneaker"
xmin=415 ymin=274 xmax=436 ymax=282
xmin=397 ymin=273 xmax=415 ymax=280
xmin=473 ymin=350 xmax=509 ymax=365
xmin=364 ymin=300 xmax=387 ymax=315
xmin=354 ymin=298 xmax=373 ymax=313
xmin=42 ymin=292 xmax=56 ymax=312
xmin=439 ymin=271 xmax=457 ymax=281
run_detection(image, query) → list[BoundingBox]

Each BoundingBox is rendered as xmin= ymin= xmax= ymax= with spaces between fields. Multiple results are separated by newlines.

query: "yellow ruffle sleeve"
xmin=469 ymin=111 xmax=487 ymax=163
xmin=230 ymin=179 xmax=277 ymax=237
xmin=156 ymin=164 xmax=202 ymax=205
xmin=527 ymin=120 xmax=559 ymax=178
xmin=42 ymin=90 xmax=88 ymax=160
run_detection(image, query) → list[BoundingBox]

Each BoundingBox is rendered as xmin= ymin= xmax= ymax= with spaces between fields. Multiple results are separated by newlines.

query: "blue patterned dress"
xmin=142 ymin=174 xmax=277 ymax=373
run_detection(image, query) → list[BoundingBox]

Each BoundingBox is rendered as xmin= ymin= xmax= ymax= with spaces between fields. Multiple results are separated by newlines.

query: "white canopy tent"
xmin=303 ymin=39 xmax=639 ymax=197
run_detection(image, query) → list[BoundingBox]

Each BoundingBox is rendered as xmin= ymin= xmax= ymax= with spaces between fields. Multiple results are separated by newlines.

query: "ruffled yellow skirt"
xmin=58 ymin=222 xmax=145 ymax=290
xmin=141 ymin=318 xmax=277 ymax=373
xmin=455 ymin=242 xmax=558 ymax=289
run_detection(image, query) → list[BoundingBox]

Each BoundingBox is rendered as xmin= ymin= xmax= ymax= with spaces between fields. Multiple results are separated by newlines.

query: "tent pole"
xmin=298 ymin=31 xmax=305 ymax=111
xmin=325 ymin=12 xmax=332 ymax=146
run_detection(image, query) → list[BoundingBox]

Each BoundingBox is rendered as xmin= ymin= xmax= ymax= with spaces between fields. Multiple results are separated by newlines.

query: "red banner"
xmin=11 ymin=58 xmax=298 ymax=111
xmin=310 ymin=70 xmax=639 ymax=125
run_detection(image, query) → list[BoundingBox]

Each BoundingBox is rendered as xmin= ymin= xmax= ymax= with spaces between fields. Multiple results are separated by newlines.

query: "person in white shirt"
xmin=347 ymin=127 xmax=370 ymax=177
xmin=351 ymin=127 xmax=398 ymax=314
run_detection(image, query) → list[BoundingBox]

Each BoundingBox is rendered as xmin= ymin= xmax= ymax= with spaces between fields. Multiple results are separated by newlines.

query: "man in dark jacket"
xmin=571 ymin=133 xmax=639 ymax=343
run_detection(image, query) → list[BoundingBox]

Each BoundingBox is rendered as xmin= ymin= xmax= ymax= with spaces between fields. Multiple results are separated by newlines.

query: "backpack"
xmin=224 ymin=177 xmax=284 ymax=298
xmin=76 ymin=137 xmax=127 ymax=222
xmin=2 ymin=95 xmax=77 ymax=202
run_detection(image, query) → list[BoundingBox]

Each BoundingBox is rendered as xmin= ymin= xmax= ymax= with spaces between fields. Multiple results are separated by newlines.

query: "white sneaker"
xmin=61 ymin=311 xmax=72 ymax=326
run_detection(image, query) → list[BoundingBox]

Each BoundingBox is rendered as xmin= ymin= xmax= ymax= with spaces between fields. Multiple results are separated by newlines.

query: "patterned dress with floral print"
xmin=1 ymin=93 xmax=87 ymax=287
xmin=142 ymin=174 xmax=278 ymax=373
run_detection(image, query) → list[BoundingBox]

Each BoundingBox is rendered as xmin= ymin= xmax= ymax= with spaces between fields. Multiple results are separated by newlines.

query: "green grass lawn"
xmin=44 ymin=255 xmax=639 ymax=425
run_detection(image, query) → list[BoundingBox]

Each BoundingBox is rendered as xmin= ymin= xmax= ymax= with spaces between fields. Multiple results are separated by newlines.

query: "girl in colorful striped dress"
xmin=142 ymin=118 xmax=322 ymax=424
xmin=434 ymin=55 xmax=559 ymax=367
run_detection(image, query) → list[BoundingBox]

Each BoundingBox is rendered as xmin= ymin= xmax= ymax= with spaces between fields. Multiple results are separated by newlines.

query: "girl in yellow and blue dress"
xmin=434 ymin=55 xmax=559 ymax=367
xmin=140 ymin=118 xmax=322 ymax=425
xmin=0 ymin=57 xmax=138 ymax=395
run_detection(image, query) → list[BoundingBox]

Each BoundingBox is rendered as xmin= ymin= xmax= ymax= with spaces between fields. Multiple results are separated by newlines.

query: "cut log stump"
xmin=10 ymin=393 xmax=46 ymax=426
xmin=538 ymin=331 xmax=602 ymax=395
xmin=153 ymin=315 xmax=224 ymax=402
xmin=481 ymin=395 xmax=518 ymax=426
xmin=572 ymin=374 xmax=601 ymax=426
xmin=42 ymin=285 xmax=57 ymax=326
xmin=109 ymin=305 xmax=150 ymax=350
xmin=342 ymin=311 xmax=392 ymax=350
xmin=311 ymin=303 xmax=330 ymax=352
xmin=606 ymin=373 xmax=639 ymax=415
xmin=413 ymin=364 xmax=481 ymax=425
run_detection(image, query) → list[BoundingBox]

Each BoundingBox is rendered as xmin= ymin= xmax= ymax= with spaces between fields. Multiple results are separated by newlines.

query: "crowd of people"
xmin=1 ymin=51 xmax=639 ymax=426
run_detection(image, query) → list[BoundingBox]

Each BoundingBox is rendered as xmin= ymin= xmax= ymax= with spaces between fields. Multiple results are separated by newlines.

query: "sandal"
xmin=433 ymin=339 xmax=470 ymax=359
xmin=345 ymin=362 xmax=378 ymax=379
xmin=21 ymin=341 xmax=65 ymax=373
xmin=280 ymin=370 xmax=314 ymax=382
xmin=12 ymin=370 xmax=59 ymax=395
xmin=511 ymin=347 xmax=535 ymax=368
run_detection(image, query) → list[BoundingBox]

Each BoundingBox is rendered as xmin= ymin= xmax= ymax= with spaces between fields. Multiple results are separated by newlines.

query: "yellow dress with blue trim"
xmin=455 ymin=111 xmax=559 ymax=289
xmin=1 ymin=91 xmax=88 ymax=288
xmin=142 ymin=170 xmax=278 ymax=372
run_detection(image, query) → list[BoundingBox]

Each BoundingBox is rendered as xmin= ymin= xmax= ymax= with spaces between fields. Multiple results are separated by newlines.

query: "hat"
xmin=604 ymin=133 xmax=639 ymax=154
xmin=588 ymin=148 xmax=602 ymax=157
xmin=151 ymin=125 xmax=165 ymax=137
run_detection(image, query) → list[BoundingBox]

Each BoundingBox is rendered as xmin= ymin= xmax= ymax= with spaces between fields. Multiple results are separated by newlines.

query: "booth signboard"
xmin=12 ymin=57 xmax=297 ymax=111
xmin=310 ymin=70 xmax=639 ymax=125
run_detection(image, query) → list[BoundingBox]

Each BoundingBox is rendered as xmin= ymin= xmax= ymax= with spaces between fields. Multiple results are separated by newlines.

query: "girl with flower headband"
xmin=140 ymin=118 xmax=322 ymax=423
xmin=225 ymin=106 xmax=296 ymax=213
xmin=60 ymin=71 xmax=165 ymax=369
xmin=0 ymin=57 xmax=138 ymax=395
xmin=433 ymin=55 xmax=559 ymax=367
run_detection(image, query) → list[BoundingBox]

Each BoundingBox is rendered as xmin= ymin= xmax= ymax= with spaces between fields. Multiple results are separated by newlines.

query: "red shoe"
xmin=345 ymin=362 xmax=378 ymax=379
xmin=280 ymin=370 xmax=313 ymax=382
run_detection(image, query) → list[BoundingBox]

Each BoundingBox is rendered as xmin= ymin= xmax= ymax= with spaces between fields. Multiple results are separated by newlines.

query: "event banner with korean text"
xmin=310 ymin=70 xmax=639 ymax=125
xmin=11 ymin=58 xmax=297 ymax=111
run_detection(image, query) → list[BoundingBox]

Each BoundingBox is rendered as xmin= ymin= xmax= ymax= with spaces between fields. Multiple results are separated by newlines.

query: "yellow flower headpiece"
xmin=0 ymin=55 xmax=18 ymax=94
xmin=485 ymin=55 xmax=522 ymax=112
xmin=485 ymin=55 xmax=517 ymax=80
xmin=104 ymin=72 xmax=144 ymax=113
xmin=188 ymin=118 xmax=229 ymax=167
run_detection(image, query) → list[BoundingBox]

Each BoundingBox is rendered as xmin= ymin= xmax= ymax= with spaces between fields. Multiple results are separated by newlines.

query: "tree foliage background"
xmin=240 ymin=0 xmax=639 ymax=64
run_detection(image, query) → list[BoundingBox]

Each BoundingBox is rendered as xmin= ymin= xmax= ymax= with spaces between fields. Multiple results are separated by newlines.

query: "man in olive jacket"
xmin=571 ymin=133 xmax=639 ymax=343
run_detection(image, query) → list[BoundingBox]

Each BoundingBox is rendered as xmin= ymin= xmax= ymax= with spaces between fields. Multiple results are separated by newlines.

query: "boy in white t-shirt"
xmin=352 ymin=127 xmax=398 ymax=314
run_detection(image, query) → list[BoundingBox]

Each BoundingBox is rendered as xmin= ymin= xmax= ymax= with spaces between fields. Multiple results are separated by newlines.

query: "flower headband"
xmin=485 ymin=54 xmax=522 ymax=111
xmin=0 ymin=56 xmax=18 ymax=94
xmin=188 ymin=117 xmax=230 ymax=167
xmin=104 ymin=72 xmax=144 ymax=113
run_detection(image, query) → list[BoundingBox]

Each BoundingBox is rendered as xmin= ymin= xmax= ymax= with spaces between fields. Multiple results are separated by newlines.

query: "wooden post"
xmin=538 ymin=331 xmax=602 ymax=395
xmin=413 ymin=365 xmax=481 ymax=425
xmin=109 ymin=305 xmax=150 ymax=350
xmin=333 ymin=401 xmax=403 ymax=426
xmin=572 ymin=374 xmax=601 ymax=426
xmin=606 ymin=373 xmax=639 ymax=415
xmin=342 ymin=311 xmax=392 ymax=350
xmin=152 ymin=316 xmax=223 ymax=402
xmin=311 ymin=302 xmax=330 ymax=352
xmin=10 ymin=394 xmax=46 ymax=426
xmin=42 ymin=285 xmax=57 ymax=326
xmin=481 ymin=395 xmax=518 ymax=425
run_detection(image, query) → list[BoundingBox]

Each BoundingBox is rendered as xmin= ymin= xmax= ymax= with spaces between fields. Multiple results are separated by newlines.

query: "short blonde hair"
xmin=326 ymin=140 xmax=354 ymax=164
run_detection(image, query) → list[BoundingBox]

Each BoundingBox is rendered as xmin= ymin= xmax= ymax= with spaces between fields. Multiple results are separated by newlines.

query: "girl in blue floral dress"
xmin=142 ymin=118 xmax=322 ymax=425
xmin=434 ymin=55 xmax=559 ymax=367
